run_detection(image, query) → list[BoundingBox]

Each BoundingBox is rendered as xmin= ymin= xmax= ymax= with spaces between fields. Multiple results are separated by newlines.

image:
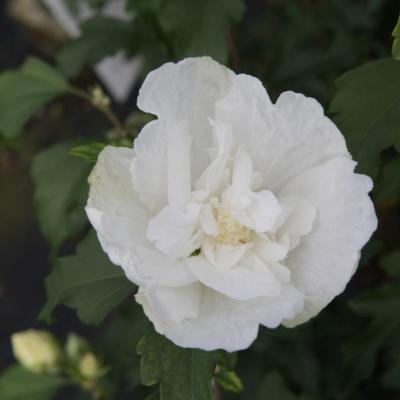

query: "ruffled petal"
xmin=136 ymin=284 xmax=304 ymax=351
xmin=86 ymin=146 xmax=150 ymax=282
xmin=186 ymin=253 xmax=281 ymax=300
xmin=134 ymin=246 xmax=198 ymax=287
xmin=146 ymin=203 xmax=203 ymax=259
xmin=277 ymin=196 xmax=316 ymax=237
xmin=144 ymin=283 xmax=202 ymax=325
xmin=279 ymin=157 xmax=377 ymax=327
xmin=138 ymin=57 xmax=235 ymax=177
xmin=215 ymin=78 xmax=349 ymax=192
xmin=131 ymin=120 xmax=168 ymax=212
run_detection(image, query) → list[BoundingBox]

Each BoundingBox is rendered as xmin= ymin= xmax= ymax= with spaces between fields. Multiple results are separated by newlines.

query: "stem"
xmin=69 ymin=87 xmax=128 ymax=139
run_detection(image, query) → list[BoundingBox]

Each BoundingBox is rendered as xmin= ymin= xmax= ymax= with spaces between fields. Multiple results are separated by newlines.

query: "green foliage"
xmin=126 ymin=0 xmax=245 ymax=64
xmin=157 ymin=0 xmax=245 ymax=63
xmin=40 ymin=231 xmax=134 ymax=325
xmin=392 ymin=15 xmax=400 ymax=60
xmin=0 ymin=365 xmax=61 ymax=400
xmin=0 ymin=58 xmax=69 ymax=138
xmin=57 ymin=17 xmax=136 ymax=77
xmin=330 ymin=58 xmax=400 ymax=176
xmin=137 ymin=330 xmax=238 ymax=400
xmin=70 ymin=142 xmax=108 ymax=163
xmin=32 ymin=140 xmax=91 ymax=254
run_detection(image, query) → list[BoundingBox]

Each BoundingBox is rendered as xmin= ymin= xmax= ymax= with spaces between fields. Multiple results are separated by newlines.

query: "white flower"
xmin=11 ymin=330 xmax=62 ymax=374
xmin=86 ymin=57 xmax=377 ymax=352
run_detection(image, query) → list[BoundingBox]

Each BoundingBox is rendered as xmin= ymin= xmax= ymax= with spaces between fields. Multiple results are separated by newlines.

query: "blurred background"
xmin=0 ymin=0 xmax=399 ymax=399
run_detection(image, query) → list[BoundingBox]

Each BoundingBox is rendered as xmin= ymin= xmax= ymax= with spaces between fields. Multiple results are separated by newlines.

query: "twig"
xmin=69 ymin=86 xmax=128 ymax=139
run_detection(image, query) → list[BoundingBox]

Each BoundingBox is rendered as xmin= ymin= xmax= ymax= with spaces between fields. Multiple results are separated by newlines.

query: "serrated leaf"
xmin=40 ymin=231 xmax=134 ymax=325
xmin=215 ymin=367 xmax=243 ymax=393
xmin=0 ymin=365 xmax=61 ymax=400
xmin=32 ymin=139 xmax=91 ymax=253
xmin=57 ymin=16 xmax=136 ymax=77
xmin=137 ymin=330 xmax=233 ymax=400
xmin=0 ymin=58 xmax=69 ymax=138
xmin=330 ymin=58 xmax=400 ymax=176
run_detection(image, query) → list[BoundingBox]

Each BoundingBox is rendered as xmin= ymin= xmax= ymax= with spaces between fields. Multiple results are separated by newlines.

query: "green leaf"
xmin=0 ymin=365 xmax=61 ymax=400
xmin=137 ymin=330 xmax=233 ymax=400
xmin=70 ymin=142 xmax=108 ymax=163
xmin=57 ymin=16 xmax=136 ymax=77
xmin=215 ymin=367 xmax=243 ymax=393
xmin=32 ymin=139 xmax=91 ymax=253
xmin=392 ymin=15 xmax=400 ymax=60
xmin=40 ymin=231 xmax=134 ymax=325
xmin=330 ymin=58 xmax=400 ymax=176
xmin=158 ymin=0 xmax=245 ymax=63
xmin=0 ymin=58 xmax=69 ymax=138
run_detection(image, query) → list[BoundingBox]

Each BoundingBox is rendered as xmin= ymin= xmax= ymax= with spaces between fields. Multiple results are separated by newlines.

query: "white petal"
xmin=199 ymin=204 xmax=219 ymax=236
xmin=186 ymin=253 xmax=281 ymax=300
xmin=195 ymin=120 xmax=232 ymax=195
xmin=146 ymin=204 xmax=202 ymax=259
xmin=228 ymin=190 xmax=282 ymax=233
xmin=279 ymin=157 xmax=377 ymax=327
xmin=138 ymin=57 xmax=234 ymax=177
xmin=131 ymin=120 xmax=167 ymax=212
xmin=134 ymin=246 xmax=197 ymax=287
xmin=86 ymin=146 xmax=150 ymax=282
xmin=215 ymin=79 xmax=349 ymax=192
xmin=202 ymin=238 xmax=252 ymax=269
xmin=167 ymin=120 xmax=192 ymax=207
xmin=137 ymin=284 xmax=304 ymax=352
xmin=278 ymin=196 xmax=317 ymax=237
xmin=254 ymin=235 xmax=289 ymax=263
xmin=146 ymin=284 xmax=202 ymax=325
xmin=136 ymin=286 xmax=259 ymax=352
xmin=231 ymin=148 xmax=253 ymax=194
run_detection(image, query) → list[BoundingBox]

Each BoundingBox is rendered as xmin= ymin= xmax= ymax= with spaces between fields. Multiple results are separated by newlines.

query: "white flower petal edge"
xmin=86 ymin=57 xmax=377 ymax=352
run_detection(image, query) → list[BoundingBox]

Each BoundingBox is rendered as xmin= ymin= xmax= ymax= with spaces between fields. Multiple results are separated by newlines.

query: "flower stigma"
xmin=215 ymin=208 xmax=251 ymax=245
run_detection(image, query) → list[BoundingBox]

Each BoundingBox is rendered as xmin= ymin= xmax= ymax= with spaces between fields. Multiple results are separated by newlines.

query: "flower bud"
xmin=65 ymin=333 xmax=90 ymax=362
xmin=78 ymin=352 xmax=103 ymax=380
xmin=11 ymin=330 xmax=62 ymax=374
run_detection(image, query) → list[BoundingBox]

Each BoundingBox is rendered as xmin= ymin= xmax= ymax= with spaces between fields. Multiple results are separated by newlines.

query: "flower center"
xmin=215 ymin=209 xmax=251 ymax=245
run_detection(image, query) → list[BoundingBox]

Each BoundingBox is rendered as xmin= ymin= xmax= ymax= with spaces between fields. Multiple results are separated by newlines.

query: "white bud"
xmin=11 ymin=330 xmax=62 ymax=374
xmin=78 ymin=352 xmax=103 ymax=380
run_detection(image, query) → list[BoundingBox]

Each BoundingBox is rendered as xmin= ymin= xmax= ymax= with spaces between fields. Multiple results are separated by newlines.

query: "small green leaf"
xmin=32 ymin=139 xmax=91 ymax=253
xmin=57 ymin=16 xmax=136 ymax=77
xmin=40 ymin=231 xmax=134 ymax=325
xmin=137 ymin=330 xmax=233 ymax=400
xmin=0 ymin=365 xmax=61 ymax=400
xmin=70 ymin=142 xmax=108 ymax=163
xmin=330 ymin=58 xmax=400 ymax=176
xmin=0 ymin=58 xmax=69 ymax=138
xmin=215 ymin=367 xmax=243 ymax=393
xmin=392 ymin=15 xmax=400 ymax=60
